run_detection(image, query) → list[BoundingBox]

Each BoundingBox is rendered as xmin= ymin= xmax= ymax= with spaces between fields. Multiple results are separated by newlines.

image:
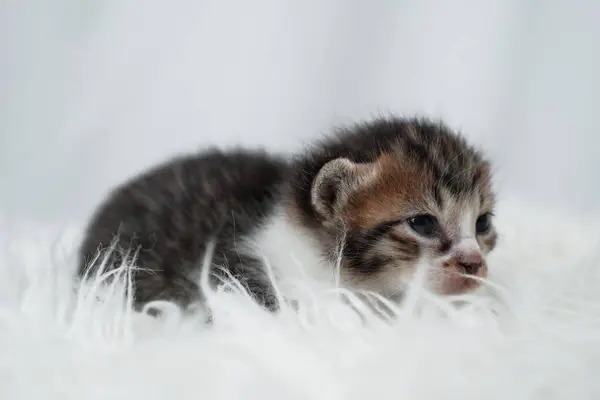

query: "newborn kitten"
xmin=78 ymin=116 xmax=497 ymax=312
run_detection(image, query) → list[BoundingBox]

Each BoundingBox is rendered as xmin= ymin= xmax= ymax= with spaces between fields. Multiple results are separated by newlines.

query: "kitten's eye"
xmin=407 ymin=214 xmax=437 ymax=237
xmin=476 ymin=213 xmax=492 ymax=234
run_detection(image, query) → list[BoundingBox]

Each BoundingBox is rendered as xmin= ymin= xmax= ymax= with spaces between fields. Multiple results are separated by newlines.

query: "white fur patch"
xmin=459 ymin=208 xmax=475 ymax=238
xmin=244 ymin=206 xmax=336 ymax=296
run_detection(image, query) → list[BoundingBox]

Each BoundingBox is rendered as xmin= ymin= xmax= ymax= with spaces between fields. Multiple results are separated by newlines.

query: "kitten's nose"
xmin=457 ymin=251 xmax=484 ymax=274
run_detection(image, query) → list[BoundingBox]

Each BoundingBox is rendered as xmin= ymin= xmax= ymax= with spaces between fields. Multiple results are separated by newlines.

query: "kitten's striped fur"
xmin=79 ymin=116 xmax=497 ymax=311
xmin=286 ymin=117 xmax=496 ymax=297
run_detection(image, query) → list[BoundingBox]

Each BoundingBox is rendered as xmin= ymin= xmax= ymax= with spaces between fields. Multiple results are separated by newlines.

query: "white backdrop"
xmin=1 ymin=0 xmax=599 ymax=224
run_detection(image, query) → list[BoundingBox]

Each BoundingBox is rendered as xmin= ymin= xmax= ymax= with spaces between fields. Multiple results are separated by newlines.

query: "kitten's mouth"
xmin=432 ymin=263 xmax=488 ymax=296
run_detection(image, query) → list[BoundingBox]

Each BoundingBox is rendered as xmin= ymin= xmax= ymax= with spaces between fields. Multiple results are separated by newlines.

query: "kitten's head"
xmin=288 ymin=117 xmax=496 ymax=297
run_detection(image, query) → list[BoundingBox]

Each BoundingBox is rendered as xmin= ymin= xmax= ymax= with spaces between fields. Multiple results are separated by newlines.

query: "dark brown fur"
xmin=79 ymin=149 xmax=289 ymax=310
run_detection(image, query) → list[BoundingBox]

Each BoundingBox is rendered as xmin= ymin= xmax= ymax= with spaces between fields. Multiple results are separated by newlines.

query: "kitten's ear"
xmin=311 ymin=157 xmax=378 ymax=222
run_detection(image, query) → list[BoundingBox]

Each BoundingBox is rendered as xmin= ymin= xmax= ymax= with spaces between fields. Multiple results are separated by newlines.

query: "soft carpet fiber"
xmin=1 ymin=198 xmax=600 ymax=400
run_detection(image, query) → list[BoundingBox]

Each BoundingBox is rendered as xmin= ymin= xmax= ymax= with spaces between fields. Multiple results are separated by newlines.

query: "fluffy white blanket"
xmin=1 ymin=198 xmax=599 ymax=400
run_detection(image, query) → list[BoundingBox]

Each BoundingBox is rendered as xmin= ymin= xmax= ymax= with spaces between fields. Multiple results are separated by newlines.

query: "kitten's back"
xmin=78 ymin=148 xmax=288 ymax=308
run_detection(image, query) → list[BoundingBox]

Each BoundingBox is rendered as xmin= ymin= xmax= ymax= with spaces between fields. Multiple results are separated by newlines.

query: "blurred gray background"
xmin=1 ymin=0 xmax=599 ymax=225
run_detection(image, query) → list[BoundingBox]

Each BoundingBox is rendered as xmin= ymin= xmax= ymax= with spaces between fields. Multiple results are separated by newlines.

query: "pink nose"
xmin=457 ymin=251 xmax=484 ymax=274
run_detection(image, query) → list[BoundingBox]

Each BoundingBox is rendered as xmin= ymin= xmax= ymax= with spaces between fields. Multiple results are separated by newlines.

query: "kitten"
xmin=78 ymin=116 xmax=497 ymax=312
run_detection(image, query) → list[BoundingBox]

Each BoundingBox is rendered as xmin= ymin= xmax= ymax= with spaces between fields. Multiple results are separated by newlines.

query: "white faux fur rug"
xmin=1 ymin=198 xmax=600 ymax=400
